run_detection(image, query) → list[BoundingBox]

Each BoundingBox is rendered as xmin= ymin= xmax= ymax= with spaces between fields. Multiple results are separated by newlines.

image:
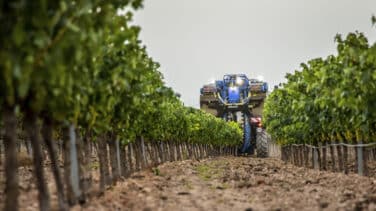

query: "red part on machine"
xmin=250 ymin=117 xmax=262 ymax=127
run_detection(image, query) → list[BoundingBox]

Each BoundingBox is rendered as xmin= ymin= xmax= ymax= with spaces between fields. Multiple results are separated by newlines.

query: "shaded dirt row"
xmin=73 ymin=156 xmax=376 ymax=211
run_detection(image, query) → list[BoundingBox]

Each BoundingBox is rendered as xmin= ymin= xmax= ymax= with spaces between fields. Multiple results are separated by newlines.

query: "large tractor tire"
xmin=256 ymin=129 xmax=268 ymax=158
xmin=240 ymin=113 xmax=252 ymax=154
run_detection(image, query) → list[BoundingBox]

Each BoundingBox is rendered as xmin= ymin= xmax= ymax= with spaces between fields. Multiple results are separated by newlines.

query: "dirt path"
xmin=75 ymin=157 xmax=376 ymax=211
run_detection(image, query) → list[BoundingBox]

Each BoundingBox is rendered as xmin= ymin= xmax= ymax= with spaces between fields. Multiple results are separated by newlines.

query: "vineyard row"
xmin=264 ymin=25 xmax=376 ymax=147
xmin=0 ymin=1 xmax=242 ymax=211
xmin=0 ymin=125 xmax=239 ymax=211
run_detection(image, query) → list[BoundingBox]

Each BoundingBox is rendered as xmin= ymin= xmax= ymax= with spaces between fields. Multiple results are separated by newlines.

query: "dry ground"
xmin=77 ymin=157 xmax=375 ymax=211
xmin=1 ymin=156 xmax=376 ymax=211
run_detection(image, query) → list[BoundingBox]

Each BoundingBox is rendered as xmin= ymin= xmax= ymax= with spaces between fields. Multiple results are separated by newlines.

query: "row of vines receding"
xmin=263 ymin=19 xmax=376 ymax=176
xmin=0 ymin=1 xmax=242 ymax=211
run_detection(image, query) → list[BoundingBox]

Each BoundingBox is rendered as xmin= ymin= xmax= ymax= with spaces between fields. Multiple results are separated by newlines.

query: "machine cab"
xmin=221 ymin=74 xmax=250 ymax=103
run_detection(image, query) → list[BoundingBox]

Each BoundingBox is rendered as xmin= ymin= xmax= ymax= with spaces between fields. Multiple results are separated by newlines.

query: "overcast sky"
xmin=133 ymin=0 xmax=376 ymax=108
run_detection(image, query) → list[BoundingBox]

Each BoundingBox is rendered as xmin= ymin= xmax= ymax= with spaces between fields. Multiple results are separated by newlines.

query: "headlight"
xmin=229 ymin=86 xmax=238 ymax=91
xmin=236 ymin=77 xmax=244 ymax=85
xmin=256 ymin=75 xmax=264 ymax=82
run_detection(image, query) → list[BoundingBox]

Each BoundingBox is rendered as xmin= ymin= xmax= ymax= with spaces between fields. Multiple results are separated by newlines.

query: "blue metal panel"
xmin=262 ymin=82 xmax=268 ymax=93
xmin=228 ymin=87 xmax=240 ymax=103
xmin=215 ymin=80 xmax=224 ymax=89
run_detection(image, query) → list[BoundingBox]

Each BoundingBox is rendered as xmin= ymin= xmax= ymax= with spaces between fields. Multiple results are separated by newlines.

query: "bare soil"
xmin=1 ymin=156 xmax=376 ymax=210
xmin=74 ymin=157 xmax=376 ymax=211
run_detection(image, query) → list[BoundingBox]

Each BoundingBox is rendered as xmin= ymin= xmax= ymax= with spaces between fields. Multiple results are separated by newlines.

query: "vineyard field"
xmin=1 ymin=1 xmax=376 ymax=210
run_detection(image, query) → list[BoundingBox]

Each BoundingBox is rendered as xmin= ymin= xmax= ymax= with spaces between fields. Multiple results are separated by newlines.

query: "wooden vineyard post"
xmin=343 ymin=139 xmax=349 ymax=174
xmin=299 ymin=145 xmax=304 ymax=166
xmin=304 ymin=145 xmax=309 ymax=167
xmin=284 ymin=146 xmax=287 ymax=163
xmin=337 ymin=143 xmax=344 ymax=172
xmin=167 ymin=141 xmax=174 ymax=161
xmin=127 ymin=143 xmax=134 ymax=175
xmin=329 ymin=144 xmax=336 ymax=172
xmin=292 ymin=146 xmax=296 ymax=165
xmin=172 ymin=141 xmax=176 ymax=161
xmin=140 ymin=137 xmax=147 ymax=167
xmin=313 ymin=148 xmax=319 ymax=170
xmin=107 ymin=137 xmax=117 ymax=183
xmin=296 ymin=146 xmax=299 ymax=165
xmin=144 ymin=142 xmax=151 ymax=168
xmin=134 ymin=140 xmax=141 ymax=171
xmin=322 ymin=142 xmax=327 ymax=171
xmin=159 ymin=141 xmax=165 ymax=163
xmin=357 ymin=142 xmax=364 ymax=176
xmin=117 ymin=140 xmax=123 ymax=177
xmin=69 ymin=125 xmax=82 ymax=203
xmin=170 ymin=142 xmax=175 ymax=161
xmin=176 ymin=143 xmax=182 ymax=161
xmin=283 ymin=146 xmax=287 ymax=162
xmin=364 ymin=146 xmax=369 ymax=176
xmin=356 ymin=142 xmax=368 ymax=176
xmin=152 ymin=142 xmax=159 ymax=165
xmin=317 ymin=146 xmax=321 ymax=171
xmin=297 ymin=146 xmax=301 ymax=165
xmin=153 ymin=142 xmax=161 ymax=165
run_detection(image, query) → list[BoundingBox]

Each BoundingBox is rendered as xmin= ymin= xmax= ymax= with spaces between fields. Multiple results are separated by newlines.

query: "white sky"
xmin=133 ymin=0 xmax=376 ymax=108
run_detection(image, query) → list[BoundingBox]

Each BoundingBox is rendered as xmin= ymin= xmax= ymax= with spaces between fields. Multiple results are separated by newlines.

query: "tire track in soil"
xmin=72 ymin=157 xmax=376 ymax=210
